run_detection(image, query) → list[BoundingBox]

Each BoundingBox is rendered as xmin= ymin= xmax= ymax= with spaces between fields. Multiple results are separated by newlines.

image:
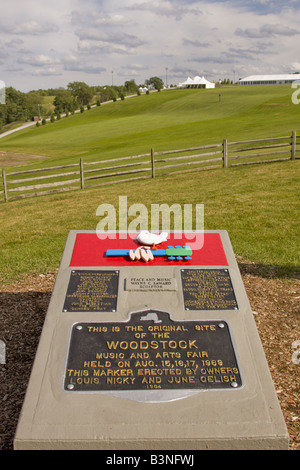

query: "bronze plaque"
xmin=181 ymin=269 xmax=238 ymax=310
xmin=64 ymin=310 xmax=242 ymax=393
xmin=63 ymin=270 xmax=119 ymax=312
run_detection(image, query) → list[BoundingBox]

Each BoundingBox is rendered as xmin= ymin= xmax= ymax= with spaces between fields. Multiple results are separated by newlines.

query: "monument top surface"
xmin=14 ymin=230 xmax=289 ymax=450
xmin=69 ymin=231 xmax=228 ymax=267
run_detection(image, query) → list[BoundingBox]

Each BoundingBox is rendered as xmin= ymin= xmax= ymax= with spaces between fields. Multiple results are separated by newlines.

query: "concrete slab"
xmin=14 ymin=231 xmax=289 ymax=449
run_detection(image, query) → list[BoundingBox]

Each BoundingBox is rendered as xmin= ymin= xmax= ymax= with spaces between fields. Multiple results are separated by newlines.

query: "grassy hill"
xmin=0 ymin=85 xmax=299 ymax=283
xmin=0 ymin=85 xmax=299 ymax=169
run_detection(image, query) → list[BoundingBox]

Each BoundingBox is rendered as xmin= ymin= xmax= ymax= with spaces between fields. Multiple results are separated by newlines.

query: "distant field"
xmin=0 ymin=85 xmax=299 ymax=170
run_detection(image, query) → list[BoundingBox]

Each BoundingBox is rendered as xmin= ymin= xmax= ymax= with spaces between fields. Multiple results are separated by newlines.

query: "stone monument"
xmin=14 ymin=230 xmax=289 ymax=449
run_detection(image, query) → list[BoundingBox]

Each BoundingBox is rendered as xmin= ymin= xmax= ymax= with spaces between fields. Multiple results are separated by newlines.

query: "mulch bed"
xmin=0 ymin=264 xmax=299 ymax=450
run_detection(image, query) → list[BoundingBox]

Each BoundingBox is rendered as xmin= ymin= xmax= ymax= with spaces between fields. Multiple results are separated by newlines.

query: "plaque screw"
xmin=67 ymin=384 xmax=75 ymax=390
xmin=63 ymin=309 xmax=67 ymax=313
xmin=76 ymin=325 xmax=83 ymax=330
xmin=218 ymin=323 xmax=225 ymax=328
xmin=231 ymin=381 xmax=238 ymax=388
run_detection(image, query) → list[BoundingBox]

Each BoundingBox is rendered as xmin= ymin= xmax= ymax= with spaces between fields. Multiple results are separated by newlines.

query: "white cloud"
xmin=31 ymin=67 xmax=62 ymax=77
xmin=62 ymin=53 xmax=107 ymax=74
xmin=5 ymin=39 xmax=24 ymax=48
xmin=75 ymin=28 xmax=147 ymax=49
xmin=236 ymin=23 xmax=299 ymax=38
xmin=1 ymin=20 xmax=59 ymax=36
xmin=125 ymin=0 xmax=203 ymax=20
xmin=261 ymin=23 xmax=299 ymax=36
xmin=18 ymin=54 xmax=60 ymax=66
xmin=71 ymin=10 xmax=134 ymax=27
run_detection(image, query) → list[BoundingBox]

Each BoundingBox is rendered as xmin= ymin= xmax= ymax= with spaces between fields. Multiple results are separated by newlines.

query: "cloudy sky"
xmin=1 ymin=0 xmax=300 ymax=91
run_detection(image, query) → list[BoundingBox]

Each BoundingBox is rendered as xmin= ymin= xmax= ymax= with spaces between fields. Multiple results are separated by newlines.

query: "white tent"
xmin=178 ymin=76 xmax=215 ymax=89
xmin=178 ymin=76 xmax=194 ymax=87
xmin=238 ymin=74 xmax=298 ymax=86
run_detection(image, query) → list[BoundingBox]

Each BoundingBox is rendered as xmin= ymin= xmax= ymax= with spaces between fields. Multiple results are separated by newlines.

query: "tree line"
xmin=0 ymin=77 xmax=165 ymax=131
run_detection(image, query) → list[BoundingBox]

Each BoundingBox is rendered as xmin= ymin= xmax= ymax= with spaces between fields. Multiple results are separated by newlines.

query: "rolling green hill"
xmin=0 ymin=85 xmax=299 ymax=169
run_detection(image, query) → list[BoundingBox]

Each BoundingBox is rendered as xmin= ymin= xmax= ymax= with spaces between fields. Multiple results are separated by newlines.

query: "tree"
xmin=0 ymin=104 xmax=7 ymax=129
xmin=5 ymin=87 xmax=31 ymax=122
xmin=54 ymin=89 xmax=77 ymax=114
xmin=124 ymin=80 xmax=139 ymax=94
xmin=147 ymin=77 xmax=164 ymax=91
xmin=67 ymin=81 xmax=93 ymax=106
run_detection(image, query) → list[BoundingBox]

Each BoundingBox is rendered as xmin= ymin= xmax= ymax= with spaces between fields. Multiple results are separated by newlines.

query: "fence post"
xmin=80 ymin=158 xmax=85 ymax=189
xmin=291 ymin=130 xmax=296 ymax=160
xmin=151 ymin=148 xmax=155 ymax=178
xmin=2 ymin=169 xmax=8 ymax=202
xmin=223 ymin=139 xmax=228 ymax=168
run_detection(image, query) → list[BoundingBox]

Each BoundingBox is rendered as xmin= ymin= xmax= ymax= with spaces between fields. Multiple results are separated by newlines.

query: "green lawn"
xmin=0 ymin=85 xmax=299 ymax=170
xmin=1 ymin=159 xmax=299 ymax=284
xmin=0 ymin=85 xmax=299 ymax=285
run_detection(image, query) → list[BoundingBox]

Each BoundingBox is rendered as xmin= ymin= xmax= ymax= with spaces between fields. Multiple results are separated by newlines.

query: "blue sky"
xmin=1 ymin=0 xmax=300 ymax=91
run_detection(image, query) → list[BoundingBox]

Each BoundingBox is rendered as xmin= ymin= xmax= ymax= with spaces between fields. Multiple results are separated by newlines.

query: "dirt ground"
xmin=0 ymin=263 xmax=299 ymax=450
xmin=0 ymin=151 xmax=45 ymax=167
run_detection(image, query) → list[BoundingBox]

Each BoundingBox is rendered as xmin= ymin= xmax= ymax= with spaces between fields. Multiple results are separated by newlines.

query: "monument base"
xmin=14 ymin=231 xmax=289 ymax=450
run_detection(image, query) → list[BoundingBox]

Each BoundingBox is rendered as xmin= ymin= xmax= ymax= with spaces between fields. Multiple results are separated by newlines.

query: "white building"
xmin=238 ymin=74 xmax=299 ymax=86
xmin=178 ymin=76 xmax=215 ymax=89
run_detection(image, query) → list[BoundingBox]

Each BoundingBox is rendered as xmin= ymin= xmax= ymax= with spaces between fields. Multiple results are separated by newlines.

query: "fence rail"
xmin=1 ymin=131 xmax=299 ymax=202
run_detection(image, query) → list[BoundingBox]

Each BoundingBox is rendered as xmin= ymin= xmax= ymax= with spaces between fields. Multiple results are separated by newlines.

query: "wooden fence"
xmin=1 ymin=131 xmax=299 ymax=202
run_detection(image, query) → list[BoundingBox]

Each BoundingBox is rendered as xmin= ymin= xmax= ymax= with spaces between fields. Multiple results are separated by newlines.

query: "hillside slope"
xmin=0 ymin=85 xmax=298 ymax=169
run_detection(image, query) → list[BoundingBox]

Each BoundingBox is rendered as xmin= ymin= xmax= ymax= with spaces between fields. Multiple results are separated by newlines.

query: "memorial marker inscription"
xmin=63 ymin=270 xmax=119 ymax=312
xmin=126 ymin=277 xmax=178 ymax=291
xmin=181 ymin=269 xmax=238 ymax=310
xmin=64 ymin=310 xmax=242 ymax=394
